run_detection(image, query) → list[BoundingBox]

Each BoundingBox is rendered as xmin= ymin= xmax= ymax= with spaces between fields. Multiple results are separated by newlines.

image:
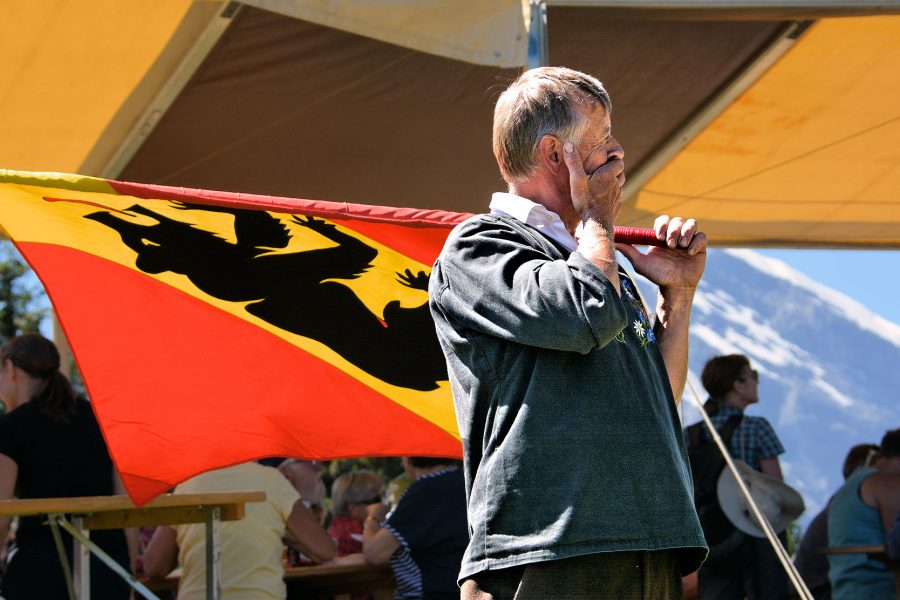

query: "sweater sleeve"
xmin=429 ymin=216 xmax=628 ymax=353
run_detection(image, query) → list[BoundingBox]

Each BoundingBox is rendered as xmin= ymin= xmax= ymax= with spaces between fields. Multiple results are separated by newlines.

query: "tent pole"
xmin=96 ymin=1 xmax=242 ymax=179
xmin=528 ymin=1 xmax=549 ymax=69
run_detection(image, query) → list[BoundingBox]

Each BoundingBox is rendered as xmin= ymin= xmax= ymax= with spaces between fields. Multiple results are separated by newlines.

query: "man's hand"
xmin=616 ymin=215 xmax=707 ymax=292
xmin=617 ymin=216 xmax=707 ymax=401
xmin=562 ymin=141 xmax=624 ymax=230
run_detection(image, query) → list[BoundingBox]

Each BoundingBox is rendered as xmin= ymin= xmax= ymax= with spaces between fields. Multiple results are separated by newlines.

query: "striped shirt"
xmin=384 ymin=467 xmax=467 ymax=600
xmin=707 ymin=405 xmax=784 ymax=471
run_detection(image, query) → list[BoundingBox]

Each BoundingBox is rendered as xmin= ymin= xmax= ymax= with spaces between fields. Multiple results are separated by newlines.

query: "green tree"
xmin=0 ymin=242 xmax=46 ymax=343
xmin=0 ymin=242 xmax=48 ymax=413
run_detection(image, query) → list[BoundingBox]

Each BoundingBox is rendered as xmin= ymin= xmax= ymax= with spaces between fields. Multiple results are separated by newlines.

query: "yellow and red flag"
xmin=0 ymin=171 xmax=467 ymax=505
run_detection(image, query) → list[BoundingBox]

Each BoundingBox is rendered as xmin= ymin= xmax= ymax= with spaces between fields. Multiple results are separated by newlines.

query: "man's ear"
xmin=537 ymin=135 xmax=565 ymax=174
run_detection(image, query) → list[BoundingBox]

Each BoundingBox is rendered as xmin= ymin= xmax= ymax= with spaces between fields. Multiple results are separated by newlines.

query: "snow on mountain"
xmin=636 ymin=248 xmax=900 ymax=524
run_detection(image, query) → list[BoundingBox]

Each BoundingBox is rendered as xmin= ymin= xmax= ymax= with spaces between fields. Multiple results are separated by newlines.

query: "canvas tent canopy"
xmin=2 ymin=0 xmax=900 ymax=247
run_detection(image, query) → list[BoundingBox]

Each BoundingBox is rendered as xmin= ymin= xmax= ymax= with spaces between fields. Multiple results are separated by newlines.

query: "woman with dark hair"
xmin=363 ymin=457 xmax=467 ymax=600
xmin=0 ymin=333 xmax=133 ymax=598
xmin=699 ymin=354 xmax=784 ymax=479
xmin=694 ymin=354 xmax=788 ymax=600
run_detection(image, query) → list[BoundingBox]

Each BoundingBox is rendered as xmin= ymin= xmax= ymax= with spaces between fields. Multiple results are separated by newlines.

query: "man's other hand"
xmin=616 ymin=215 xmax=707 ymax=291
xmin=563 ymin=140 xmax=624 ymax=230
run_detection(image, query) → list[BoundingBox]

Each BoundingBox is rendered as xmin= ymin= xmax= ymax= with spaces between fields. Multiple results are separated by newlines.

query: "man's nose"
xmin=608 ymin=137 xmax=624 ymax=162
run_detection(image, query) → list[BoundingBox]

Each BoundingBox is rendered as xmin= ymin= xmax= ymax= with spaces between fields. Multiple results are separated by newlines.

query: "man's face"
xmin=576 ymin=105 xmax=625 ymax=182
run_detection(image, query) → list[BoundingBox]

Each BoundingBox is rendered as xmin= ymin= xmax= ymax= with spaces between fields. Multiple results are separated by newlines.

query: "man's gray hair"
xmin=493 ymin=66 xmax=611 ymax=183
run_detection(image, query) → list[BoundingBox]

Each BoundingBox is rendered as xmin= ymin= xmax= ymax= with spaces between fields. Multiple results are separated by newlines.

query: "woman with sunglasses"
xmin=700 ymin=354 xmax=784 ymax=480
xmin=693 ymin=353 xmax=788 ymax=600
xmin=328 ymin=470 xmax=384 ymax=557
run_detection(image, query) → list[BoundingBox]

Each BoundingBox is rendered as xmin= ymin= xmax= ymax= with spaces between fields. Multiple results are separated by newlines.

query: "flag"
xmin=0 ymin=170 xmax=468 ymax=505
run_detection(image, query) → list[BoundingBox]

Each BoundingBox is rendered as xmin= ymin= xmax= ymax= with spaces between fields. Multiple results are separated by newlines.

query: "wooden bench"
xmin=820 ymin=544 xmax=897 ymax=569
xmin=0 ymin=491 xmax=265 ymax=600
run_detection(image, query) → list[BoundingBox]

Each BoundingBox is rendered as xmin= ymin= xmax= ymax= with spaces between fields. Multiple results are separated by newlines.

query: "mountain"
xmin=636 ymin=248 xmax=900 ymax=526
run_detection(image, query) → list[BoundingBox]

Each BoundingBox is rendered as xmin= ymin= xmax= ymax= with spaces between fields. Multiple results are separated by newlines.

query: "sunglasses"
xmin=740 ymin=369 xmax=759 ymax=382
xmin=354 ymin=496 xmax=384 ymax=505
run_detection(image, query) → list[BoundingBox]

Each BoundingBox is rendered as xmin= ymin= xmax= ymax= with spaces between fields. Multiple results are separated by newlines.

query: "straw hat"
xmin=717 ymin=460 xmax=805 ymax=537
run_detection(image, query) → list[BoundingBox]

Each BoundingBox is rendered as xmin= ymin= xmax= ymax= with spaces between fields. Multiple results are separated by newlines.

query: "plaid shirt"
xmin=327 ymin=515 xmax=364 ymax=557
xmin=707 ymin=405 xmax=784 ymax=471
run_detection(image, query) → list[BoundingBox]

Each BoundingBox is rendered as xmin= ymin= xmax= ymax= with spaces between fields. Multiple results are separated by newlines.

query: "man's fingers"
xmin=654 ymin=215 xmax=670 ymax=242
xmin=666 ymin=217 xmax=685 ymax=248
xmin=686 ymin=231 xmax=708 ymax=256
xmin=679 ymin=218 xmax=698 ymax=248
xmin=563 ymin=140 xmax=587 ymax=181
xmin=588 ymin=157 xmax=624 ymax=183
xmin=586 ymin=158 xmax=625 ymax=213
xmin=563 ymin=141 xmax=592 ymax=213
xmin=654 ymin=215 xmax=705 ymax=251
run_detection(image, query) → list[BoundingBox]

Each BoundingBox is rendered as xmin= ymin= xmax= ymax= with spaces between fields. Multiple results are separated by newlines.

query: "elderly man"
xmin=428 ymin=66 xmax=708 ymax=599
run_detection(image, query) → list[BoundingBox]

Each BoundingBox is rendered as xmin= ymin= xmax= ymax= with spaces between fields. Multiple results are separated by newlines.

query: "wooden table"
xmin=0 ymin=491 xmax=265 ymax=600
xmin=285 ymin=562 xmax=395 ymax=600
xmin=821 ymin=544 xmax=900 ymax=596
xmin=821 ymin=544 xmax=899 ymax=570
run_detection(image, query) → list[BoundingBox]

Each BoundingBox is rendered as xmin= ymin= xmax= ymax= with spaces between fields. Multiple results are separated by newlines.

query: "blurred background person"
xmin=329 ymin=470 xmax=384 ymax=558
xmin=278 ymin=459 xmax=327 ymax=524
xmin=695 ymin=354 xmax=789 ymax=600
xmin=278 ymin=458 xmax=328 ymax=566
xmin=887 ymin=513 xmax=900 ymax=560
xmin=828 ymin=429 xmax=900 ymax=599
xmin=143 ymin=461 xmax=334 ymax=599
xmin=363 ymin=457 xmax=466 ymax=600
xmin=0 ymin=333 xmax=134 ymax=599
xmin=793 ymin=443 xmax=879 ymax=600
xmin=385 ymin=457 xmax=415 ymax=510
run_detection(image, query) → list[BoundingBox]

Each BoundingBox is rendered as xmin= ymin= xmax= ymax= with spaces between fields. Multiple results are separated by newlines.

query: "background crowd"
xmin=0 ymin=335 xmax=897 ymax=599
xmin=0 ymin=333 xmax=468 ymax=600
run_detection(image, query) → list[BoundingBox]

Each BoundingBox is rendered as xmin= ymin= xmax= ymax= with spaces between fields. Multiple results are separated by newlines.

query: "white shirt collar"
xmin=488 ymin=192 xmax=639 ymax=283
xmin=489 ymin=192 xmax=578 ymax=252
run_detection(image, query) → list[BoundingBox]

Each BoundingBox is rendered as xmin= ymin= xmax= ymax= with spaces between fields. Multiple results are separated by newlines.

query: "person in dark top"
xmin=793 ymin=443 xmax=879 ymax=600
xmin=363 ymin=457 xmax=467 ymax=600
xmin=887 ymin=512 xmax=900 ymax=560
xmin=694 ymin=354 xmax=790 ymax=600
xmin=0 ymin=333 xmax=132 ymax=599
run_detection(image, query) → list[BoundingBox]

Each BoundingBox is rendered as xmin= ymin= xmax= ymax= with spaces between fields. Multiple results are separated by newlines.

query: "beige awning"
xmin=625 ymin=15 xmax=900 ymax=248
xmin=0 ymin=1 xmax=219 ymax=174
xmin=2 ymin=1 xmax=899 ymax=247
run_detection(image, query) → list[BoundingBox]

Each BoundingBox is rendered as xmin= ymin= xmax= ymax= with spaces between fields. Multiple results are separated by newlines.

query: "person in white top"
xmin=143 ymin=461 xmax=335 ymax=600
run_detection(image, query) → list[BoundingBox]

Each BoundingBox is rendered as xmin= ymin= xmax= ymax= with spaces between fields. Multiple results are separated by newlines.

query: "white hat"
xmin=717 ymin=460 xmax=805 ymax=537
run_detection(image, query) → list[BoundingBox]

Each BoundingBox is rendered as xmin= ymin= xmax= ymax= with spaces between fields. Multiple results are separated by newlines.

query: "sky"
xmin=756 ymin=249 xmax=900 ymax=325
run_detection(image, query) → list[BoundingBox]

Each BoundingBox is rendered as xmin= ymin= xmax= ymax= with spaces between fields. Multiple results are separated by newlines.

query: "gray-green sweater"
xmin=428 ymin=213 xmax=707 ymax=581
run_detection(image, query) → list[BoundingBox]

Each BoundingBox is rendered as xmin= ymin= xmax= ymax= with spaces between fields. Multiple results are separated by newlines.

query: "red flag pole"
xmin=614 ymin=226 xmax=662 ymax=246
